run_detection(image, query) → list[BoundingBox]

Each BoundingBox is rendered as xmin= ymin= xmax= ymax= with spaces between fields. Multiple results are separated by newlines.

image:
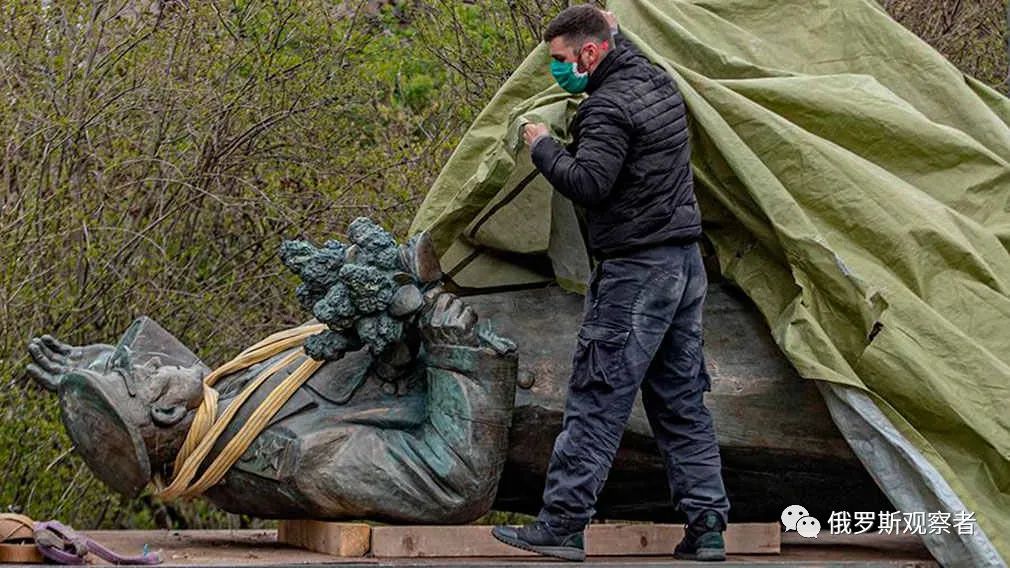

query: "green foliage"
xmin=885 ymin=0 xmax=1008 ymax=92
xmin=476 ymin=510 xmax=536 ymax=525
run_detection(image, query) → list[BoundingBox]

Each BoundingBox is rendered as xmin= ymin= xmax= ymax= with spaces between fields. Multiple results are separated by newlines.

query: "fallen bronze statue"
xmin=26 ymin=217 xmax=890 ymax=525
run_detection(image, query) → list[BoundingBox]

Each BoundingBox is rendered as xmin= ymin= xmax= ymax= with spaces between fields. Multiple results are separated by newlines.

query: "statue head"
xmin=41 ymin=318 xmax=205 ymax=497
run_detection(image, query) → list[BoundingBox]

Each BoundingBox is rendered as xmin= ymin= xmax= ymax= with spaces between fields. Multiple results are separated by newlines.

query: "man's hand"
xmin=523 ymin=123 xmax=550 ymax=148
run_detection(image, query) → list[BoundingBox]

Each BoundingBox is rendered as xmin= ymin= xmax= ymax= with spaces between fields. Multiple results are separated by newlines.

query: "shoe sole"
xmin=491 ymin=529 xmax=586 ymax=562
xmin=674 ymin=547 xmax=727 ymax=562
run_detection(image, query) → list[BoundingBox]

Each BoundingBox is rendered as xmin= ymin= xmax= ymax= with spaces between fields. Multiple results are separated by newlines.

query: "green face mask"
xmin=551 ymin=59 xmax=589 ymax=94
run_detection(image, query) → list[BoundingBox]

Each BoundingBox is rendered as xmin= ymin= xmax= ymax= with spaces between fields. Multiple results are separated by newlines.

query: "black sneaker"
xmin=673 ymin=510 xmax=727 ymax=562
xmin=491 ymin=521 xmax=586 ymax=562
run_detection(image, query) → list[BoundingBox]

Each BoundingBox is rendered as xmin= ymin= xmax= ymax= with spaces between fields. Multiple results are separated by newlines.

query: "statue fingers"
xmin=25 ymin=362 xmax=46 ymax=380
xmin=27 ymin=339 xmax=45 ymax=364
xmin=422 ymin=285 xmax=445 ymax=308
xmin=431 ymin=291 xmax=455 ymax=322
xmin=444 ymin=306 xmax=478 ymax=346
xmin=440 ymin=296 xmax=465 ymax=326
xmin=29 ymin=341 xmax=67 ymax=374
xmin=443 ymin=302 xmax=474 ymax=331
xmin=35 ymin=337 xmax=69 ymax=367
xmin=423 ymin=292 xmax=477 ymax=345
xmin=419 ymin=290 xmax=447 ymax=342
xmin=435 ymin=326 xmax=453 ymax=345
xmin=26 ymin=363 xmax=60 ymax=392
xmin=459 ymin=305 xmax=477 ymax=331
xmin=40 ymin=334 xmax=73 ymax=356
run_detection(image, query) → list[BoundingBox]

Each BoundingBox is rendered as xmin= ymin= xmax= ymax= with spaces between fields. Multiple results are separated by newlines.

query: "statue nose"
xmin=151 ymin=405 xmax=186 ymax=426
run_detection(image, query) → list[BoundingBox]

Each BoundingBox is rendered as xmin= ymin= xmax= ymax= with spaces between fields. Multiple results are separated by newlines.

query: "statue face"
xmin=57 ymin=358 xmax=203 ymax=497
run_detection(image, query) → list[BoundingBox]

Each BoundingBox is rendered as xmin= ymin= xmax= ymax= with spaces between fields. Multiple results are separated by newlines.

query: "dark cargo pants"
xmin=537 ymin=242 xmax=730 ymax=533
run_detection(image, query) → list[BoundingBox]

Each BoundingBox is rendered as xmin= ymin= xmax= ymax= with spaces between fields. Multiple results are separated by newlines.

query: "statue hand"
xmin=420 ymin=288 xmax=478 ymax=347
xmin=26 ymin=335 xmax=110 ymax=391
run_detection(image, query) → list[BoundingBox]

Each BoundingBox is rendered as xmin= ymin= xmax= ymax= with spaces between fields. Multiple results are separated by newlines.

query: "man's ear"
xmin=588 ymin=41 xmax=607 ymax=67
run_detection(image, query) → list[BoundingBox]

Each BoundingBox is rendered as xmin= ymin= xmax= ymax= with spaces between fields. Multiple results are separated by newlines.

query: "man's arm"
xmin=530 ymin=98 xmax=631 ymax=208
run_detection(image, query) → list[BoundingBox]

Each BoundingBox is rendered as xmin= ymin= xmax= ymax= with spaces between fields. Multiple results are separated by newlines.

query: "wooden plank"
xmin=277 ymin=520 xmax=371 ymax=557
xmin=589 ymin=523 xmax=780 ymax=556
xmin=83 ymin=529 xmax=375 ymax=565
xmin=372 ymin=525 xmax=535 ymax=558
xmin=370 ymin=523 xmax=780 ymax=557
xmin=73 ymin=529 xmax=934 ymax=566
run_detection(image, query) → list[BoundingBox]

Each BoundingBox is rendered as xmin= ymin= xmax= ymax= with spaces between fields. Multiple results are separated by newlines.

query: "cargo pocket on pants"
xmin=698 ymin=348 xmax=712 ymax=393
xmin=572 ymin=324 xmax=630 ymax=390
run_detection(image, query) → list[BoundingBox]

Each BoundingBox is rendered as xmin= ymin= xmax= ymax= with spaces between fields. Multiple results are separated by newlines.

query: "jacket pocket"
xmin=572 ymin=324 xmax=630 ymax=390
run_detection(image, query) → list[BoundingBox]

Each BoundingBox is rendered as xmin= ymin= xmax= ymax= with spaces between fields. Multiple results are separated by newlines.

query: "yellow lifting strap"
xmin=0 ymin=513 xmax=43 ymax=564
xmin=156 ymin=322 xmax=327 ymax=500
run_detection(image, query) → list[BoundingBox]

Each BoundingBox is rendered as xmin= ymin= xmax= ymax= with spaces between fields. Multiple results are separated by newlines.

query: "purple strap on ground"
xmin=34 ymin=520 xmax=162 ymax=565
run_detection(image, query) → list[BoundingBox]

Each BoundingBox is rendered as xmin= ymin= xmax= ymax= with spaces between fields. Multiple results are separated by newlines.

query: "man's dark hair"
xmin=543 ymin=5 xmax=610 ymax=46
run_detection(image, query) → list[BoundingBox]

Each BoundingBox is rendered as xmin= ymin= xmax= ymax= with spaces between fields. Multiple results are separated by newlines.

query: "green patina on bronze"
xmin=279 ymin=218 xmax=429 ymax=360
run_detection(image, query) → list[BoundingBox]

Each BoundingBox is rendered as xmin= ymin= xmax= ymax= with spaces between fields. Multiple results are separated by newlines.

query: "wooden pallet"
xmin=277 ymin=520 xmax=780 ymax=558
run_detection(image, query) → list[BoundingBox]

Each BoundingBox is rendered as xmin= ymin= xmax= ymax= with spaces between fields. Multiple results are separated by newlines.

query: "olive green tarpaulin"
xmin=411 ymin=0 xmax=1010 ymax=561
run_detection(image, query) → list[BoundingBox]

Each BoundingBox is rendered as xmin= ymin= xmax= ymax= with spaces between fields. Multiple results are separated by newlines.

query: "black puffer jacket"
xmin=531 ymin=34 xmax=700 ymax=258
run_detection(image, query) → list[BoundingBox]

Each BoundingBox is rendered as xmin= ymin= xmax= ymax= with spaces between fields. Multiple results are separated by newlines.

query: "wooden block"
xmin=586 ymin=523 xmax=780 ymax=556
xmin=277 ymin=520 xmax=371 ymax=557
xmin=372 ymin=525 xmax=534 ymax=558
xmin=728 ymin=523 xmax=781 ymax=554
xmin=370 ymin=522 xmax=780 ymax=557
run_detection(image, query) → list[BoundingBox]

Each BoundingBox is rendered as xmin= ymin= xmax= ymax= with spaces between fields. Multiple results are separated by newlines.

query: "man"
xmin=491 ymin=5 xmax=731 ymax=563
